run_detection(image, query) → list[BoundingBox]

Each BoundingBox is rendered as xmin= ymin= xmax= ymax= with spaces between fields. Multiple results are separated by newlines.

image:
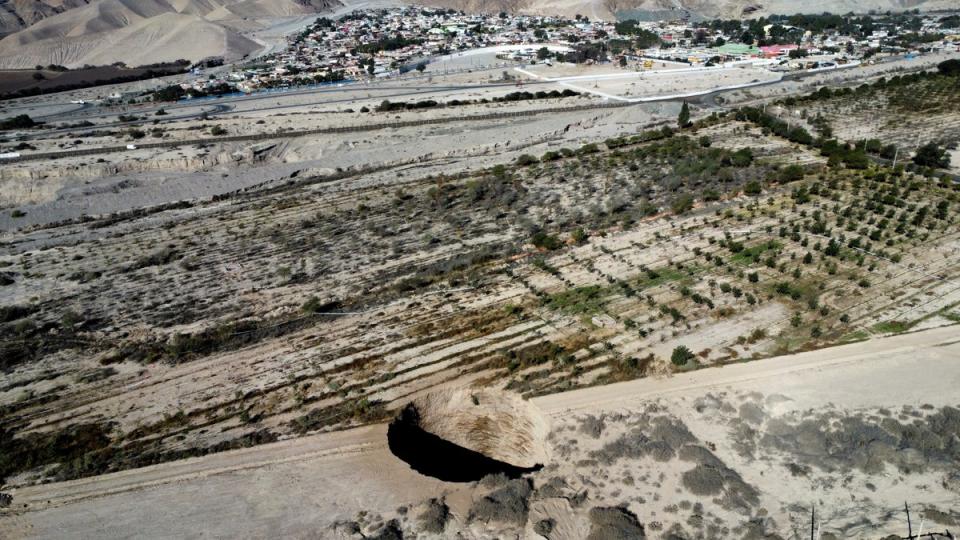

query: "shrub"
xmin=913 ymin=143 xmax=949 ymax=169
xmin=937 ymin=58 xmax=960 ymax=76
xmin=781 ymin=164 xmax=805 ymax=181
xmin=531 ymin=231 xmax=563 ymax=250
xmin=744 ymin=181 xmax=762 ymax=195
xmin=670 ymin=194 xmax=694 ymax=215
xmin=516 ymin=154 xmax=538 ymax=166
xmin=671 ymin=345 xmax=694 ymax=366
xmin=210 ymin=125 xmax=227 ymax=136
xmin=586 ymin=506 xmax=645 ymax=540
xmin=469 ymin=477 xmax=532 ymax=525
xmin=418 ymin=498 xmax=450 ymax=533
xmin=730 ymin=147 xmax=753 ymax=167
xmin=0 ymin=114 xmax=37 ymax=130
xmin=572 ymin=227 xmax=587 ymax=244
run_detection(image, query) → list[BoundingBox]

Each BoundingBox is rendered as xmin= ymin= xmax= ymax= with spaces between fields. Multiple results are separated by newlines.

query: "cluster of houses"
xmin=170 ymin=7 xmax=960 ymax=96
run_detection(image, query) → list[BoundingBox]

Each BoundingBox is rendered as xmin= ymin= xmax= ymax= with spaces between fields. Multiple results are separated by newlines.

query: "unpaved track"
xmin=3 ymin=325 xmax=959 ymax=538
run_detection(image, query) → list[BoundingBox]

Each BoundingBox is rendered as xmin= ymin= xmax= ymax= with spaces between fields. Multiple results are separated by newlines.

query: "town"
xmin=167 ymin=7 xmax=960 ymax=99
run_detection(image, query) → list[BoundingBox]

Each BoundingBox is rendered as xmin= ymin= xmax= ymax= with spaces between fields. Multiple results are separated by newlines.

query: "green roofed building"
xmin=716 ymin=43 xmax=761 ymax=56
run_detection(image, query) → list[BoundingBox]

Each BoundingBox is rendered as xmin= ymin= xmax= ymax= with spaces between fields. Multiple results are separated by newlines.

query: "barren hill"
xmin=0 ymin=0 xmax=91 ymax=38
xmin=0 ymin=0 xmax=339 ymax=69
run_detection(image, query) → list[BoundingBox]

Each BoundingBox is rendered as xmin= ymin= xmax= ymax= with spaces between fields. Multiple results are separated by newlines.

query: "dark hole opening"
xmin=387 ymin=404 xmax=543 ymax=483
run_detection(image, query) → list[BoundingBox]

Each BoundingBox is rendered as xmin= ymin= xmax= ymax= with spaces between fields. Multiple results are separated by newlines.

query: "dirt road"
xmin=2 ymin=325 xmax=958 ymax=539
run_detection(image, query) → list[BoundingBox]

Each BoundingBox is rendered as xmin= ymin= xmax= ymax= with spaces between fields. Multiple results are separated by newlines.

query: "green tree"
xmin=671 ymin=345 xmax=694 ymax=366
xmin=0 ymin=114 xmax=36 ymax=130
xmin=913 ymin=142 xmax=949 ymax=169
xmin=678 ymin=101 xmax=690 ymax=128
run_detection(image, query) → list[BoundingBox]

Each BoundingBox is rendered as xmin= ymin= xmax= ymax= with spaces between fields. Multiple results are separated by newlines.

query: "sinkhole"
xmin=387 ymin=388 xmax=549 ymax=483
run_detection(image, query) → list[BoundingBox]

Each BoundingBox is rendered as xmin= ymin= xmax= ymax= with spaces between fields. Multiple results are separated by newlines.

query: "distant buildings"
xmin=150 ymin=7 xmax=960 ymax=100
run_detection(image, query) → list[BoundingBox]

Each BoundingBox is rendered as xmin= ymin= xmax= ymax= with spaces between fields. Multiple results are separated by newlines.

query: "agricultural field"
xmin=785 ymin=70 xmax=960 ymax=163
xmin=2 ymin=107 xmax=957 ymax=496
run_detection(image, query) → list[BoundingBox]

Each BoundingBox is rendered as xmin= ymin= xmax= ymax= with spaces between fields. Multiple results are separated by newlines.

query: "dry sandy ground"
xmin=0 ymin=100 xmax=677 ymax=229
xmin=3 ymin=325 xmax=958 ymax=539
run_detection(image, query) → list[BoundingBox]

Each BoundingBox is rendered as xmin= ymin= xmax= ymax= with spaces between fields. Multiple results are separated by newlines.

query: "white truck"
xmin=126 ymin=144 xmax=137 ymax=150
xmin=0 ymin=152 xmax=21 ymax=160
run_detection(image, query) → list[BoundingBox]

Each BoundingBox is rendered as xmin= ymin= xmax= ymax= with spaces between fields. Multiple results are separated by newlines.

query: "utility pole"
xmin=810 ymin=506 xmax=816 ymax=540
xmin=906 ymin=502 xmax=913 ymax=539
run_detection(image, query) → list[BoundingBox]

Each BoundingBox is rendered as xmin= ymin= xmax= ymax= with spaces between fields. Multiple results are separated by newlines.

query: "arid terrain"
xmin=0 ymin=0 xmax=344 ymax=69
xmin=2 ymin=327 xmax=959 ymax=539
xmin=0 ymin=13 xmax=958 ymax=540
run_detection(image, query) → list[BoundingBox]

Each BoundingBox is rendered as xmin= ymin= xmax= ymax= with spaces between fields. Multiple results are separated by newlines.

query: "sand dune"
xmin=0 ymin=0 xmax=338 ymax=69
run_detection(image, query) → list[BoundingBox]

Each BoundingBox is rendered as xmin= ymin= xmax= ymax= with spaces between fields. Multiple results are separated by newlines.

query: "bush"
xmin=469 ymin=477 xmax=532 ymax=525
xmin=670 ymin=194 xmax=694 ymax=215
xmin=516 ymin=154 xmax=538 ymax=166
xmin=531 ymin=231 xmax=563 ymax=251
xmin=671 ymin=345 xmax=694 ymax=366
xmin=572 ymin=227 xmax=587 ymax=244
xmin=781 ymin=164 xmax=805 ymax=181
xmin=0 ymin=114 xmax=37 ymax=130
xmin=913 ymin=142 xmax=949 ymax=169
xmin=730 ymin=147 xmax=753 ymax=167
xmin=937 ymin=58 xmax=960 ymax=76
xmin=210 ymin=125 xmax=227 ymax=136
xmin=418 ymin=498 xmax=450 ymax=533
xmin=586 ymin=506 xmax=645 ymax=540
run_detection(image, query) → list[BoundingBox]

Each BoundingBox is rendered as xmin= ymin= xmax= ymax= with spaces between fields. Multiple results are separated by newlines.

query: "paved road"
xmin=2 ymin=324 xmax=958 ymax=538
